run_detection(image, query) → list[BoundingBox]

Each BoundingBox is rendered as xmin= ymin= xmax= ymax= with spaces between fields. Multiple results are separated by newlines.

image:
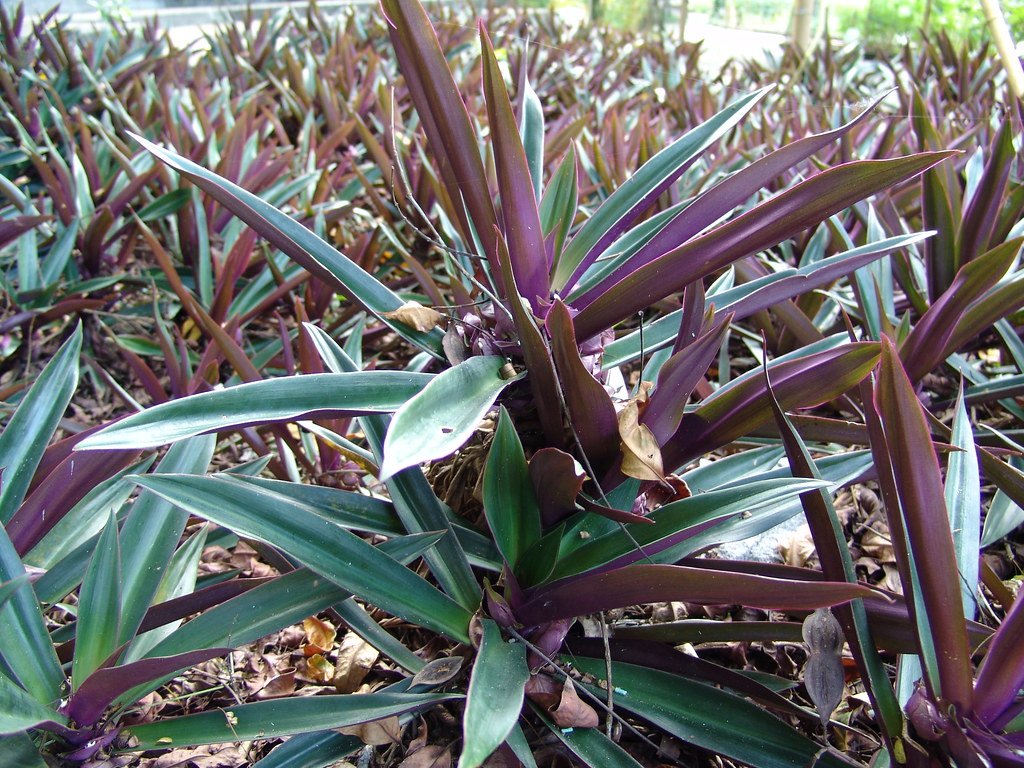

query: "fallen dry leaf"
xmin=860 ymin=528 xmax=894 ymax=562
xmin=880 ymin=562 xmax=902 ymax=593
xmin=383 ymin=301 xmax=442 ymax=332
xmin=398 ymin=743 xmax=451 ymax=768
xmin=408 ymin=721 xmax=430 ymax=752
xmin=339 ymin=715 xmax=404 ymax=746
xmin=306 ymin=654 xmax=335 ymax=684
xmin=257 ymin=668 xmax=297 ymax=699
xmin=303 ymin=616 xmax=337 ymax=656
xmin=549 ymin=676 xmax=599 ymax=729
xmin=333 ymin=632 xmax=380 ymax=693
xmin=779 ymin=525 xmax=816 ymax=567
xmin=482 ymin=745 xmax=521 ymax=768
xmin=146 ymin=743 xmax=251 ymax=768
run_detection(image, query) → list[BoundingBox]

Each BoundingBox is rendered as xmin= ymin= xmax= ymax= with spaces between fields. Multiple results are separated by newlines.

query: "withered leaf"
xmin=256 ymin=668 xmax=296 ymax=699
xmin=383 ymin=301 xmax=442 ymax=332
xmin=618 ymin=399 xmax=665 ymax=481
xmin=549 ymin=676 xmax=599 ymax=729
xmin=339 ymin=715 xmax=403 ymax=745
xmin=333 ymin=632 xmax=380 ymax=694
xmin=398 ymin=744 xmax=451 ymax=768
xmin=779 ymin=525 xmax=816 ymax=567
xmin=306 ymin=654 xmax=335 ymax=684
xmin=410 ymin=656 xmax=464 ymax=687
xmin=302 ymin=616 xmax=336 ymax=655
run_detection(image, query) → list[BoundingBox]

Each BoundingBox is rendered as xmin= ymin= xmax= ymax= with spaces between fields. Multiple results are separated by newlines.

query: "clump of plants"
xmin=1 ymin=0 xmax=1023 ymax=766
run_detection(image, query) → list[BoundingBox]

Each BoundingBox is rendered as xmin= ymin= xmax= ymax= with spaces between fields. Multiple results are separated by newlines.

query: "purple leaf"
xmin=57 ymin=577 xmax=272 ymax=664
xmin=493 ymin=231 xmax=564 ymax=445
xmin=529 ymin=448 xmax=586 ymax=527
xmin=722 ymin=233 xmax=934 ymax=324
xmin=663 ymin=342 xmax=880 ymax=470
xmin=973 ymin=577 xmax=1024 ymax=726
xmin=65 ymin=648 xmax=233 ymax=727
xmin=380 ymin=0 xmax=500 ymax=272
xmin=516 ymin=563 xmax=879 ymax=626
xmin=546 ymin=300 xmax=619 ymax=474
xmin=949 ymin=271 xmax=1024 ymax=356
xmin=765 ymin=360 xmax=906 ymax=743
xmin=556 ymin=86 xmax=773 ymax=290
xmin=0 ymin=215 xmax=50 ymax=250
xmin=480 ymin=25 xmax=549 ymax=312
xmin=677 ymin=558 xmax=993 ymax=653
xmin=578 ymin=497 xmax=654 ymax=525
xmin=580 ymin=94 xmax=892 ymax=298
xmin=7 ymin=448 xmax=141 ymax=556
xmin=874 ymin=337 xmax=973 ymax=712
xmin=643 ymin=312 xmax=732 ymax=444
xmin=672 ymin=280 xmax=706 ymax=355
xmin=138 ymin=577 xmax=272 ymax=636
xmin=959 ymin=119 xmax=1015 ymax=264
xmin=911 ymin=87 xmax=961 ymax=301
xmin=571 ymin=152 xmax=957 ymax=340
xmin=900 ymin=238 xmax=1022 ymax=381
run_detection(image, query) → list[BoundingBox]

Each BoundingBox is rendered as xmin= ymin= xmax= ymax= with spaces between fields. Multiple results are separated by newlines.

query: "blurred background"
xmin=21 ymin=0 xmax=1024 ymax=54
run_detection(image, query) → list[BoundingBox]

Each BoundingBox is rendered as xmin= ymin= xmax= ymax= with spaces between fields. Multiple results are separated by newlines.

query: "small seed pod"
xmin=499 ymin=358 xmax=517 ymax=380
xmin=802 ymin=608 xmax=845 ymax=729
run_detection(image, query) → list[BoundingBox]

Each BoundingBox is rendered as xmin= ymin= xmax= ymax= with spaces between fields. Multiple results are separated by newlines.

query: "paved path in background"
xmin=61 ymin=4 xmax=785 ymax=77
xmin=684 ymin=14 xmax=787 ymax=73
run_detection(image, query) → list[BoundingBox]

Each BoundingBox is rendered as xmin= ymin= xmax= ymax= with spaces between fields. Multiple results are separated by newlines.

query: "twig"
xmin=599 ymin=611 xmax=614 ymax=738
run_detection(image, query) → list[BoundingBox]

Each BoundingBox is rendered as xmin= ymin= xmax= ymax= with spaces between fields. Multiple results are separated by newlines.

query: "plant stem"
xmin=979 ymin=0 xmax=1024 ymax=98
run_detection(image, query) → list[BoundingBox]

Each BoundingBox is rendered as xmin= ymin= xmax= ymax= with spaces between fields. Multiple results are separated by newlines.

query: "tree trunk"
xmin=679 ymin=0 xmax=689 ymax=39
xmin=792 ymin=0 xmax=814 ymax=51
xmin=723 ymin=0 xmax=737 ymax=27
xmin=980 ymin=0 xmax=1024 ymax=97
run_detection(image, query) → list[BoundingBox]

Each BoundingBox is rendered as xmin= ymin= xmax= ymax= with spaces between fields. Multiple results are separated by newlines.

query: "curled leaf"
xmin=383 ymin=301 xmax=443 ymax=333
xmin=618 ymin=399 xmax=665 ymax=481
xmin=549 ymin=677 xmax=599 ymax=729
xmin=529 ymin=447 xmax=586 ymax=526
xmin=302 ymin=616 xmax=337 ymax=656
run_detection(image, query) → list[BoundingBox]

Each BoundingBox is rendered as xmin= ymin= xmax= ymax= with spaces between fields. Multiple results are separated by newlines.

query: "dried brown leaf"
xmin=779 ymin=525 xmax=816 ymax=567
xmin=257 ymin=668 xmax=297 ymax=699
xmin=338 ymin=715 xmax=404 ymax=745
xmin=549 ymin=676 xmax=599 ymax=729
xmin=408 ymin=721 xmax=429 ymax=752
xmin=618 ymin=400 xmax=665 ymax=481
xmin=860 ymin=528 xmax=894 ymax=562
xmin=482 ymin=745 xmax=521 ymax=767
xmin=399 ymin=743 xmax=451 ymax=768
xmin=383 ymin=301 xmax=442 ymax=332
xmin=333 ymin=632 xmax=380 ymax=693
xmin=302 ymin=616 xmax=337 ymax=655
xmin=306 ymin=654 xmax=335 ymax=685
xmin=147 ymin=743 xmax=250 ymax=768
